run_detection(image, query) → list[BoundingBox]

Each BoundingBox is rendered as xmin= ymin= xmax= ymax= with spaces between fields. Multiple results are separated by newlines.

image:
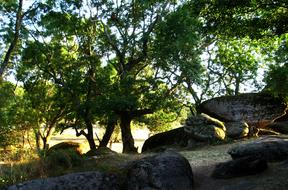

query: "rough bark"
xmin=84 ymin=118 xmax=97 ymax=150
xmin=99 ymin=116 xmax=117 ymax=147
xmin=119 ymin=112 xmax=137 ymax=153
xmin=0 ymin=0 xmax=23 ymax=77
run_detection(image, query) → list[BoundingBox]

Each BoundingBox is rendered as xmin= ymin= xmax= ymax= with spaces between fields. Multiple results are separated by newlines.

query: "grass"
xmin=0 ymin=147 xmax=144 ymax=189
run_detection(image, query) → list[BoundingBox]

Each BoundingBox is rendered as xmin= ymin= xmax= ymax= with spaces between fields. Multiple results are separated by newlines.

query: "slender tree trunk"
xmin=84 ymin=118 xmax=97 ymax=150
xmin=99 ymin=116 xmax=117 ymax=147
xmin=0 ymin=0 xmax=23 ymax=77
xmin=34 ymin=129 xmax=42 ymax=152
xmin=119 ymin=112 xmax=137 ymax=153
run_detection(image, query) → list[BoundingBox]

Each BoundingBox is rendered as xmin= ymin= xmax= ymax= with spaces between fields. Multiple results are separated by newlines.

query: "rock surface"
xmin=197 ymin=93 xmax=287 ymax=124
xmin=142 ymin=127 xmax=190 ymax=152
xmin=8 ymin=171 xmax=119 ymax=190
xmin=124 ymin=151 xmax=194 ymax=190
xmin=267 ymin=121 xmax=288 ymax=134
xmin=228 ymin=137 xmax=288 ymax=162
xmin=47 ymin=141 xmax=82 ymax=155
xmin=211 ymin=156 xmax=267 ymax=179
xmin=142 ymin=114 xmax=226 ymax=152
xmin=225 ymin=121 xmax=249 ymax=139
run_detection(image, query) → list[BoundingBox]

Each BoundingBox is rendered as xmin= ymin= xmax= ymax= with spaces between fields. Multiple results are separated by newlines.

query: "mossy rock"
xmin=47 ymin=142 xmax=82 ymax=156
xmin=85 ymin=147 xmax=118 ymax=157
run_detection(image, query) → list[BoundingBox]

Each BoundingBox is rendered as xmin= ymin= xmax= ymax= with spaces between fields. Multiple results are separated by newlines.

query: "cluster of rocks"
xmin=212 ymin=136 xmax=288 ymax=179
xmin=8 ymin=151 xmax=194 ymax=190
xmin=9 ymin=136 xmax=288 ymax=189
xmin=142 ymin=93 xmax=288 ymax=152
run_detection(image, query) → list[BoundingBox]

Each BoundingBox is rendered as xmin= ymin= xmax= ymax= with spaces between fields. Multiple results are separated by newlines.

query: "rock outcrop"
xmin=142 ymin=114 xmax=226 ymax=152
xmin=197 ymin=93 xmax=287 ymax=126
xmin=211 ymin=156 xmax=267 ymax=179
xmin=228 ymin=137 xmax=288 ymax=162
xmin=124 ymin=151 xmax=194 ymax=190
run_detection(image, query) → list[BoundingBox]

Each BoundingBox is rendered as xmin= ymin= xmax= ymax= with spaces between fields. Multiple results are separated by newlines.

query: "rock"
xmin=225 ymin=121 xmax=249 ymax=139
xmin=197 ymin=93 xmax=287 ymax=125
xmin=185 ymin=113 xmax=226 ymax=131
xmin=85 ymin=147 xmax=118 ymax=157
xmin=184 ymin=124 xmax=226 ymax=142
xmin=211 ymin=156 xmax=267 ymax=179
xmin=9 ymin=152 xmax=194 ymax=190
xmin=184 ymin=113 xmax=226 ymax=142
xmin=142 ymin=114 xmax=227 ymax=152
xmin=142 ymin=127 xmax=190 ymax=152
xmin=267 ymin=121 xmax=288 ymax=134
xmin=8 ymin=171 xmax=119 ymax=190
xmin=124 ymin=151 xmax=194 ymax=190
xmin=274 ymin=113 xmax=288 ymax=122
xmin=220 ymin=180 xmax=257 ymax=190
xmin=228 ymin=137 xmax=288 ymax=162
xmin=48 ymin=141 xmax=82 ymax=155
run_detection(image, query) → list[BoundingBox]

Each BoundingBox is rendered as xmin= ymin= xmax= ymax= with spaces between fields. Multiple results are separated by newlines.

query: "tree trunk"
xmin=99 ymin=116 xmax=117 ymax=147
xmin=0 ymin=0 xmax=23 ymax=77
xmin=84 ymin=118 xmax=97 ymax=150
xmin=119 ymin=112 xmax=137 ymax=153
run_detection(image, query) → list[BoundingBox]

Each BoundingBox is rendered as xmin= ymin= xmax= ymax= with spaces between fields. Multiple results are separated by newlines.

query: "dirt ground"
xmin=180 ymin=136 xmax=288 ymax=190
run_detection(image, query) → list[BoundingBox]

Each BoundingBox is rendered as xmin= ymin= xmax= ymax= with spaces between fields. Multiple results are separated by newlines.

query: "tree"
xmin=194 ymin=0 xmax=288 ymax=98
xmin=16 ymin=0 xmax=205 ymax=153
xmin=22 ymin=80 xmax=67 ymax=150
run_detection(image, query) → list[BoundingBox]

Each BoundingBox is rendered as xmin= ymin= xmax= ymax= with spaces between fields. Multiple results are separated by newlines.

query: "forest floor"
xmin=180 ymin=135 xmax=288 ymax=190
xmin=2 ymin=135 xmax=288 ymax=190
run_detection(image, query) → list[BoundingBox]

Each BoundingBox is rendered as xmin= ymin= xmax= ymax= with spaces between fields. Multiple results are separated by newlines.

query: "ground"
xmin=180 ymin=136 xmax=288 ymax=190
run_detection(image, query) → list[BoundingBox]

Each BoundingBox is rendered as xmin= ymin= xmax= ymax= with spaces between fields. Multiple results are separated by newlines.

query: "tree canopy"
xmin=0 ymin=0 xmax=287 ymax=152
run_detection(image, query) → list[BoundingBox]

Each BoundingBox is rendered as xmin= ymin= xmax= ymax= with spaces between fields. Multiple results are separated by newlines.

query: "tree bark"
xmin=99 ymin=116 xmax=117 ymax=147
xmin=0 ymin=0 xmax=23 ymax=77
xmin=119 ymin=112 xmax=137 ymax=153
xmin=84 ymin=118 xmax=97 ymax=150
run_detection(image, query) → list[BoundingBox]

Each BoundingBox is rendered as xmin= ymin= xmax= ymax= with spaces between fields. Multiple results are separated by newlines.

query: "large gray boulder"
xmin=8 ymin=171 xmax=119 ymax=190
xmin=197 ymin=93 xmax=287 ymax=125
xmin=124 ymin=151 xmax=194 ymax=190
xmin=228 ymin=137 xmax=288 ymax=162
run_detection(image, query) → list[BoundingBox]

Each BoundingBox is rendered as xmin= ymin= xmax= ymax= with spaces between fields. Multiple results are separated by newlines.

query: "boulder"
xmin=267 ymin=121 xmax=288 ymax=134
xmin=142 ymin=114 xmax=226 ymax=152
xmin=225 ymin=121 xmax=249 ymax=139
xmin=184 ymin=113 xmax=226 ymax=142
xmin=124 ymin=151 xmax=194 ymax=190
xmin=85 ymin=147 xmax=118 ymax=157
xmin=228 ymin=137 xmax=288 ymax=162
xmin=47 ymin=141 xmax=82 ymax=155
xmin=9 ymin=151 xmax=193 ymax=190
xmin=8 ymin=171 xmax=119 ymax=190
xmin=211 ymin=156 xmax=267 ymax=179
xmin=142 ymin=127 xmax=190 ymax=152
xmin=197 ymin=93 xmax=287 ymax=125
xmin=184 ymin=125 xmax=226 ymax=142
xmin=185 ymin=113 xmax=226 ymax=131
